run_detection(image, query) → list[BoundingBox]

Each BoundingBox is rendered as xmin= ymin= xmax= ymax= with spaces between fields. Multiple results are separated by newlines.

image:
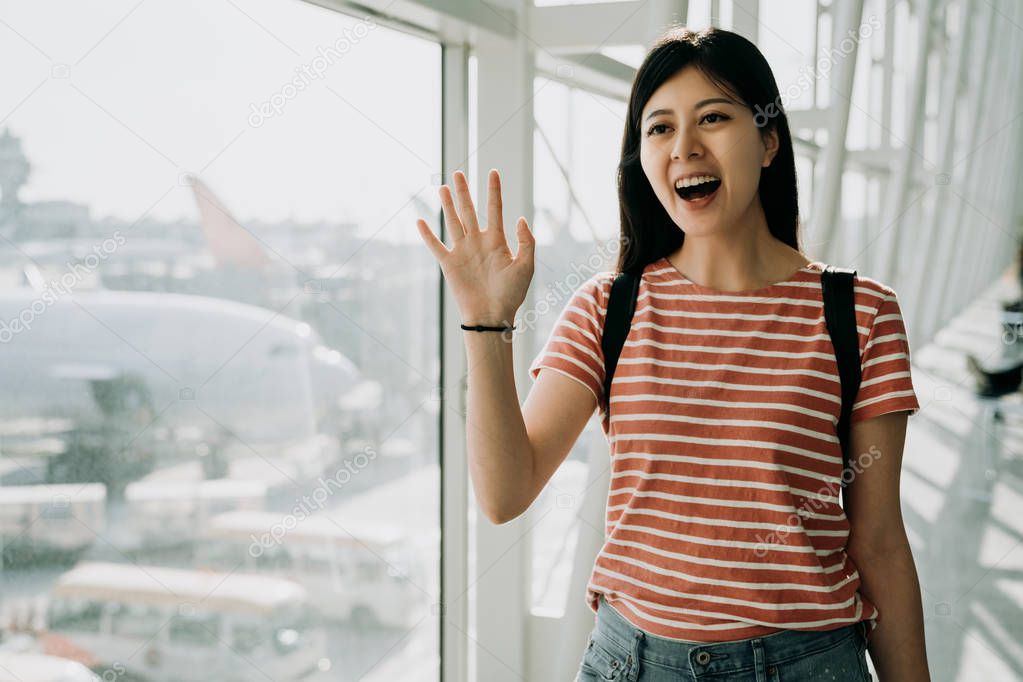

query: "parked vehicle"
xmin=196 ymin=510 xmax=424 ymax=629
xmin=44 ymin=561 xmax=328 ymax=681
xmin=0 ymin=484 xmax=105 ymax=564
xmin=0 ymin=652 xmax=100 ymax=682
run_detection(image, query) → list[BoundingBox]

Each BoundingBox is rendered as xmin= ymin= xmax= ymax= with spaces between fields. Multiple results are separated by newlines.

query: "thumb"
xmin=515 ymin=217 xmax=534 ymax=259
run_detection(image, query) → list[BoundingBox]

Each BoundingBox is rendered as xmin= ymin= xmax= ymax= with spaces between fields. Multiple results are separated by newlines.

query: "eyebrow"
xmin=644 ymin=98 xmax=736 ymax=121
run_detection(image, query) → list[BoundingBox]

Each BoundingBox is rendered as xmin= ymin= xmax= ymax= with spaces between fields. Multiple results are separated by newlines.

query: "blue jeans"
xmin=576 ymin=595 xmax=873 ymax=681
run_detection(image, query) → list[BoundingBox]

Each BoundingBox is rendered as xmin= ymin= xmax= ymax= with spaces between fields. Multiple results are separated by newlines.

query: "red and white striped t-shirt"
xmin=528 ymin=256 xmax=921 ymax=642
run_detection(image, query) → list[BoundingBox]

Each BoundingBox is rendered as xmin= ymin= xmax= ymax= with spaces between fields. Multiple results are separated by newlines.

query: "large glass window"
xmin=0 ymin=1 xmax=440 ymax=680
xmin=758 ymin=0 xmax=818 ymax=112
xmin=528 ymin=76 xmax=625 ymax=616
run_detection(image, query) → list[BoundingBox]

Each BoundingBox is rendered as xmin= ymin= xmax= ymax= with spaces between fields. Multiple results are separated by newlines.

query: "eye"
xmin=701 ymin=112 xmax=729 ymax=124
xmin=647 ymin=113 xmax=729 ymax=136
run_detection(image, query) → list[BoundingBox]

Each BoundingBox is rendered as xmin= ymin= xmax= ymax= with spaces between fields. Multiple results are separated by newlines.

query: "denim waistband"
xmin=594 ymin=595 xmax=868 ymax=677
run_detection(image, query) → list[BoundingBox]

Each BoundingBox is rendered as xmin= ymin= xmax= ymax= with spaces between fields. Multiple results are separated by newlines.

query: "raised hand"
xmin=415 ymin=169 xmax=535 ymax=327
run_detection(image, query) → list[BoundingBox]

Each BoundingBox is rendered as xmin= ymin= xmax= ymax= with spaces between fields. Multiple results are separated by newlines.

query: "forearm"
xmin=850 ymin=540 xmax=930 ymax=681
xmin=463 ymin=330 xmax=535 ymax=524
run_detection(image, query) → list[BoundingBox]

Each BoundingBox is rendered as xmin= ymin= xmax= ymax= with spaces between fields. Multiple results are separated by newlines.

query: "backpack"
xmin=600 ymin=264 xmax=861 ymax=486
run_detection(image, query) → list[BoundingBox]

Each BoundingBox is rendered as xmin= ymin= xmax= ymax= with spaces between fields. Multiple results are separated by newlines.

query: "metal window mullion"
xmin=815 ymin=0 xmax=866 ymax=264
xmin=950 ymin=0 xmax=1017 ymax=315
xmin=983 ymin=0 xmax=1023 ymax=295
xmin=730 ymin=0 xmax=759 ymax=42
xmin=881 ymin=0 xmax=896 ymax=149
xmin=877 ymin=0 xmax=936 ymax=283
xmin=930 ymin=0 xmax=998 ymax=328
xmin=937 ymin=0 xmax=1014 ymax=325
xmin=1008 ymin=0 xmax=1023 ymax=269
xmin=440 ymin=41 xmax=471 ymax=682
xmin=907 ymin=0 xmax=974 ymax=337
xmin=470 ymin=5 xmax=534 ymax=681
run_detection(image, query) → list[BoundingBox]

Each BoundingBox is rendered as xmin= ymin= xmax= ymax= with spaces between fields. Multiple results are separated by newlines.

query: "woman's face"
xmin=639 ymin=65 xmax=778 ymax=235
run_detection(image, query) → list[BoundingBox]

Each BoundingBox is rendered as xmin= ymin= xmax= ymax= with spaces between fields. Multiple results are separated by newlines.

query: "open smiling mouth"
xmin=675 ymin=178 xmax=722 ymax=202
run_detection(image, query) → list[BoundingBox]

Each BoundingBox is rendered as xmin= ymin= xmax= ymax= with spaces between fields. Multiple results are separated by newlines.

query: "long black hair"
xmin=615 ymin=25 xmax=803 ymax=274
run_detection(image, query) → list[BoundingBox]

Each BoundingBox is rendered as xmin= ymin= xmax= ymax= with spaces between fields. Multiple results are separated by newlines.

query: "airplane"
xmin=0 ymin=286 xmax=375 ymax=493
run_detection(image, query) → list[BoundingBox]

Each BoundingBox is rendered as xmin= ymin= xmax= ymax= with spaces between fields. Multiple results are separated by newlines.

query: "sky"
xmin=0 ymin=0 xmax=884 ymax=243
xmin=0 ymin=0 xmax=442 ymax=237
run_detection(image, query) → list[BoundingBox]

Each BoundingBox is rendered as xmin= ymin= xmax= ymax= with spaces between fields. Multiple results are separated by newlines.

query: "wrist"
xmin=462 ymin=313 xmax=516 ymax=327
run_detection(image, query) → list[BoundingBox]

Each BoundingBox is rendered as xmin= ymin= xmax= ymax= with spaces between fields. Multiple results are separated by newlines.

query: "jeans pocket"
xmin=577 ymin=634 xmax=631 ymax=682
xmin=856 ymin=623 xmax=874 ymax=681
xmin=769 ymin=630 xmax=867 ymax=682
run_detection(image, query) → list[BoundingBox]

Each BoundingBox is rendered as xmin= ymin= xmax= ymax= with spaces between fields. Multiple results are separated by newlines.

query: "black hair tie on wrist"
xmin=461 ymin=323 xmax=516 ymax=332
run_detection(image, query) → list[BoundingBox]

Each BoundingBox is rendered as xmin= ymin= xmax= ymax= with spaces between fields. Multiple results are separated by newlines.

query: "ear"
xmin=761 ymin=127 xmax=780 ymax=167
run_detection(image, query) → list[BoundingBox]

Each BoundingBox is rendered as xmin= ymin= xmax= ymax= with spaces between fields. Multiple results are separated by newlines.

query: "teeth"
xmin=675 ymin=175 xmax=720 ymax=189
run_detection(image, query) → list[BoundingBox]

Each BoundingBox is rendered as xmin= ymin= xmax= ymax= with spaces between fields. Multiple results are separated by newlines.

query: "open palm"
xmin=416 ymin=169 xmax=535 ymax=326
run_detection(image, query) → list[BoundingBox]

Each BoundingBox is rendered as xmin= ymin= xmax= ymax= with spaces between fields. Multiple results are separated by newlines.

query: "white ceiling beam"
xmin=530 ymin=1 xmax=651 ymax=52
xmin=793 ymin=137 xmax=902 ymax=173
xmin=303 ymin=0 xmax=517 ymax=43
xmin=535 ymin=51 xmax=634 ymax=100
xmin=788 ymin=107 xmax=831 ymax=131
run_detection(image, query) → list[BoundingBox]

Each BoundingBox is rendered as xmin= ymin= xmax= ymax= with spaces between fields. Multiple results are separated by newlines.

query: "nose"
xmin=671 ymin=124 xmax=702 ymax=160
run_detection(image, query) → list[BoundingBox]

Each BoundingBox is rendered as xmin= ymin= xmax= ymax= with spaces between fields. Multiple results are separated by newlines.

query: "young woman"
xmin=417 ymin=25 xmax=929 ymax=682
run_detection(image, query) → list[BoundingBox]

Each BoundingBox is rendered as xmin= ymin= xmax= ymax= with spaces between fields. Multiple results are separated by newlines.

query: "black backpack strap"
xmin=820 ymin=265 xmax=861 ymax=485
xmin=601 ymin=270 xmax=642 ymax=415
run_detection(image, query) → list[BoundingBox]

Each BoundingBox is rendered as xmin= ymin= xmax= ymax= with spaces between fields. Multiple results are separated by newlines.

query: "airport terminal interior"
xmin=0 ymin=0 xmax=1022 ymax=680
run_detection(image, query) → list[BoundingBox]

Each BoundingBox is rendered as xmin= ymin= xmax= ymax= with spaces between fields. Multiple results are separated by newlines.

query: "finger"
xmin=514 ymin=217 xmax=534 ymax=262
xmin=453 ymin=170 xmax=482 ymax=233
xmin=416 ymin=218 xmax=451 ymax=261
xmin=439 ymin=185 xmax=466 ymax=241
xmin=486 ymin=169 xmax=503 ymax=234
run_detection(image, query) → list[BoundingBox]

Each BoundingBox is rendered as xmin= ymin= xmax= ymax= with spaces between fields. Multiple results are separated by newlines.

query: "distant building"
xmin=15 ymin=200 xmax=92 ymax=241
xmin=0 ymin=127 xmax=92 ymax=241
xmin=0 ymin=127 xmax=30 ymax=239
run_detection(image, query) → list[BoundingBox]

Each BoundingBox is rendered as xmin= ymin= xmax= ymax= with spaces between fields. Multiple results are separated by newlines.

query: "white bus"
xmin=44 ymin=562 xmax=328 ymax=681
xmin=0 ymin=484 xmax=105 ymax=560
xmin=0 ymin=652 xmax=100 ymax=682
xmin=197 ymin=510 xmax=425 ymax=629
xmin=112 ymin=478 xmax=268 ymax=551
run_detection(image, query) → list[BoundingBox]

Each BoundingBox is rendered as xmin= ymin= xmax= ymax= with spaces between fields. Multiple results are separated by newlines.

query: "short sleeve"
xmin=850 ymin=288 xmax=921 ymax=423
xmin=528 ymin=274 xmax=611 ymax=407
